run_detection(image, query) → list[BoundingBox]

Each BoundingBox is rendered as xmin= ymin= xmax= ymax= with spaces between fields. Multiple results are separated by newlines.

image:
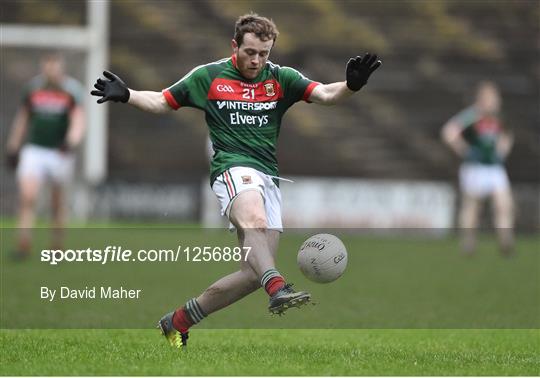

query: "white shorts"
xmin=459 ymin=163 xmax=510 ymax=198
xmin=212 ymin=166 xmax=283 ymax=232
xmin=17 ymin=144 xmax=75 ymax=185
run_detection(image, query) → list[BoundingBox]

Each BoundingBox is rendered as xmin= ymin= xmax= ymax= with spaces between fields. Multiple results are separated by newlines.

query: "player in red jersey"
xmin=92 ymin=13 xmax=381 ymax=348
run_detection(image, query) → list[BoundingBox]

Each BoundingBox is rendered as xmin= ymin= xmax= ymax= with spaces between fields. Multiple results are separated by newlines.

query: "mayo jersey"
xmin=22 ymin=75 xmax=83 ymax=148
xmin=450 ymin=106 xmax=505 ymax=165
xmin=162 ymin=55 xmax=319 ymax=184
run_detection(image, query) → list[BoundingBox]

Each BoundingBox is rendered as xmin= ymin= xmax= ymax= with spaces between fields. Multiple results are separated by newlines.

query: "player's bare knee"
xmin=230 ymin=190 xmax=265 ymax=223
xmin=459 ymin=198 xmax=480 ymax=228
xmin=251 ymin=216 xmax=268 ymax=231
xmin=494 ymin=211 xmax=513 ymax=229
xmin=495 ymin=195 xmax=513 ymax=213
xmin=239 ymin=214 xmax=268 ymax=231
xmin=459 ymin=210 xmax=477 ymax=229
xmin=20 ymin=195 xmax=36 ymax=209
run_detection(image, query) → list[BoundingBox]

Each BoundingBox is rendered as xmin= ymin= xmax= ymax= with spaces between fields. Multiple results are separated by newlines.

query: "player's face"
xmin=232 ymin=33 xmax=273 ymax=80
xmin=476 ymin=85 xmax=501 ymax=114
xmin=41 ymin=57 xmax=64 ymax=84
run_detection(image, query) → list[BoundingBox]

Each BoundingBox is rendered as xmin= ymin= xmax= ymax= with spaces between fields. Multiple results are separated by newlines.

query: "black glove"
xmin=91 ymin=70 xmax=130 ymax=103
xmin=346 ymin=53 xmax=382 ymax=91
xmin=6 ymin=150 xmax=19 ymax=171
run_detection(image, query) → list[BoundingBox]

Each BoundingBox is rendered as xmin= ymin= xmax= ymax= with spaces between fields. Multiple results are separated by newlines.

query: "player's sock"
xmin=261 ymin=268 xmax=285 ymax=296
xmin=171 ymin=308 xmax=192 ymax=333
xmin=172 ymin=298 xmax=206 ymax=332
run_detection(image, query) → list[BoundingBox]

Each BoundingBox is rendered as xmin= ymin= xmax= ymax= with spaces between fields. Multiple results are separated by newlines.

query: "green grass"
xmin=1 ymin=329 xmax=539 ymax=375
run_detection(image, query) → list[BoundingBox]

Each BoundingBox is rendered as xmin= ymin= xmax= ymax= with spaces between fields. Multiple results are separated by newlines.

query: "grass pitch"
xmin=1 ymin=329 xmax=538 ymax=375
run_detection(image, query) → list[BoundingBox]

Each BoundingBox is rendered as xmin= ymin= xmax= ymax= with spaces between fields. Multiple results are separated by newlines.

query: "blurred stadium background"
xmin=1 ymin=0 xmax=538 ymax=231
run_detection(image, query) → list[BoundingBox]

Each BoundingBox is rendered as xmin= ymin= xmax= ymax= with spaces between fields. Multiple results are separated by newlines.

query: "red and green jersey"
xmin=451 ymin=106 xmax=505 ymax=165
xmin=162 ymin=55 xmax=319 ymax=184
xmin=22 ymin=75 xmax=83 ymax=148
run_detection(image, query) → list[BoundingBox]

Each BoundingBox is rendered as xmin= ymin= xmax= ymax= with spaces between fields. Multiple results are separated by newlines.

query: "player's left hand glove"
xmin=91 ymin=70 xmax=130 ymax=104
xmin=346 ymin=53 xmax=382 ymax=91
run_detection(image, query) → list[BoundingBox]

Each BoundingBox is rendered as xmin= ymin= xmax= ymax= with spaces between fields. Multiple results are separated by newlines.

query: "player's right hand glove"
xmin=346 ymin=53 xmax=382 ymax=91
xmin=91 ymin=70 xmax=130 ymax=104
xmin=5 ymin=150 xmax=19 ymax=171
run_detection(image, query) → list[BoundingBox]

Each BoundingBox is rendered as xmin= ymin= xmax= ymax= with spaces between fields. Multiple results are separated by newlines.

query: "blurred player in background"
xmin=442 ymin=81 xmax=514 ymax=256
xmin=91 ymin=13 xmax=381 ymax=348
xmin=5 ymin=52 xmax=85 ymax=259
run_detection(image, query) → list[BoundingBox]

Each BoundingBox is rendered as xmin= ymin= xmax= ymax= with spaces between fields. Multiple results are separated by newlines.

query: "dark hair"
xmin=234 ymin=13 xmax=279 ymax=46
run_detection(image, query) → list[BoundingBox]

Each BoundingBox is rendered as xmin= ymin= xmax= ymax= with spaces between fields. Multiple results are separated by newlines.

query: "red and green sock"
xmin=172 ymin=298 xmax=206 ymax=333
xmin=261 ymin=268 xmax=285 ymax=296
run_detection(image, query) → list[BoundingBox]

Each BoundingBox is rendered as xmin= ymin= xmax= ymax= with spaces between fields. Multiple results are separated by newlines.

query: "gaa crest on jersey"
xmin=242 ymin=175 xmax=252 ymax=184
xmin=264 ymin=83 xmax=275 ymax=97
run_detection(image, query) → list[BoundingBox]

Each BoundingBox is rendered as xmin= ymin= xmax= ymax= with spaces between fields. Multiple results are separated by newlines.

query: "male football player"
xmin=442 ymin=81 xmax=514 ymax=256
xmin=6 ymin=52 xmax=85 ymax=259
xmin=91 ymin=13 xmax=381 ymax=348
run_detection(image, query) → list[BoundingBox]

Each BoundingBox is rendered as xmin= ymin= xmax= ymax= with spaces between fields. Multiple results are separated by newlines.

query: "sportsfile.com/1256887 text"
xmin=40 ymin=246 xmax=252 ymax=265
